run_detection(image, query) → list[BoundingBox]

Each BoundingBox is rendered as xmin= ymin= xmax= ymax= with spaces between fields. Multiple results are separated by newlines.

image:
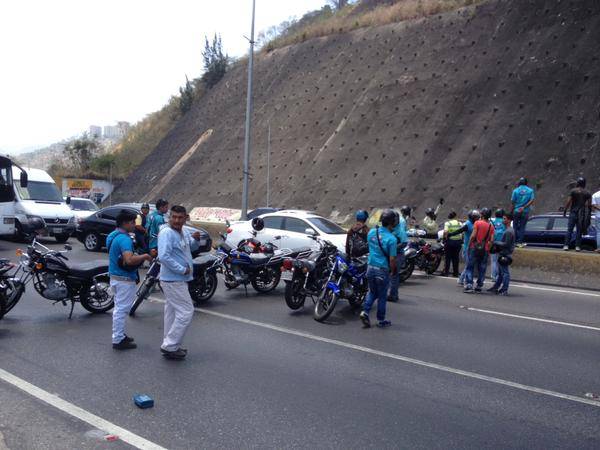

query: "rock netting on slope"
xmin=112 ymin=0 xmax=600 ymax=220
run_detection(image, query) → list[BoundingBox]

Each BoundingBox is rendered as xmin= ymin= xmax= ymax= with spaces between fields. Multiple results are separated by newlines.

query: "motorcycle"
xmin=281 ymin=237 xmax=338 ymax=311
xmin=0 ymin=259 xmax=21 ymax=320
xmin=129 ymin=252 xmax=222 ymax=316
xmin=314 ymin=251 xmax=369 ymax=323
xmin=8 ymin=232 xmax=113 ymax=318
xmin=411 ymin=238 xmax=444 ymax=275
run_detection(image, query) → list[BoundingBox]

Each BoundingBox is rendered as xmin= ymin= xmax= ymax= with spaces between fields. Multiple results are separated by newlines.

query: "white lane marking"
xmin=436 ymin=275 xmax=600 ymax=298
xmin=463 ymin=307 xmax=600 ymax=332
xmin=149 ymin=296 xmax=600 ymax=408
xmin=0 ymin=368 xmax=166 ymax=450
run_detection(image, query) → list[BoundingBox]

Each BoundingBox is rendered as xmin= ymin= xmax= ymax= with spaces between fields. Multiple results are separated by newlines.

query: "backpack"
xmin=473 ymin=222 xmax=493 ymax=258
xmin=349 ymin=228 xmax=369 ymax=257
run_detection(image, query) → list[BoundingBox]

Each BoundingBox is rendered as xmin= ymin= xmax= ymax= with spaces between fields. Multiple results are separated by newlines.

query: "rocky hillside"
xmin=112 ymin=0 xmax=600 ymax=220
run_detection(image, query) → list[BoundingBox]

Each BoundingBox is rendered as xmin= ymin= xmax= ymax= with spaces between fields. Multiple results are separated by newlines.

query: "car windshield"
xmin=307 ymin=217 xmax=346 ymax=234
xmin=70 ymin=199 xmax=98 ymax=211
xmin=15 ymin=181 xmax=63 ymax=202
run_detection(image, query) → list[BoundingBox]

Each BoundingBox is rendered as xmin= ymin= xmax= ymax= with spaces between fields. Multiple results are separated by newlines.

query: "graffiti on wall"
xmin=63 ymin=179 xmax=113 ymax=204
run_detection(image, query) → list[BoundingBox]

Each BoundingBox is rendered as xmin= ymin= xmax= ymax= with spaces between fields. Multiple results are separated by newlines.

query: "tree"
xmin=64 ymin=133 xmax=100 ymax=173
xmin=178 ymin=75 xmax=194 ymax=114
xmin=327 ymin=0 xmax=349 ymax=10
xmin=201 ymin=34 xmax=229 ymax=89
xmin=91 ymin=153 xmax=116 ymax=175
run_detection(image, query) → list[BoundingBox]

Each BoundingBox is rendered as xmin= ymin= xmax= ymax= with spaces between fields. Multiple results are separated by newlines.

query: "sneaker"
xmin=474 ymin=287 xmax=482 ymax=293
xmin=113 ymin=338 xmax=137 ymax=350
xmin=123 ymin=335 xmax=135 ymax=343
xmin=160 ymin=347 xmax=187 ymax=355
xmin=464 ymin=286 xmax=474 ymax=294
xmin=563 ymin=245 xmax=569 ymax=251
xmin=359 ymin=311 xmax=371 ymax=328
xmin=387 ymin=296 xmax=398 ymax=303
xmin=575 ymin=246 xmax=581 ymax=252
xmin=497 ymin=291 xmax=508 ymax=296
xmin=377 ymin=320 xmax=392 ymax=328
xmin=487 ymin=286 xmax=499 ymax=293
xmin=161 ymin=348 xmax=186 ymax=360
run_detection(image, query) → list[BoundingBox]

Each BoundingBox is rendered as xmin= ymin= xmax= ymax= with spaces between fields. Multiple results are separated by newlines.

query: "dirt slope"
xmin=112 ymin=0 xmax=600 ymax=220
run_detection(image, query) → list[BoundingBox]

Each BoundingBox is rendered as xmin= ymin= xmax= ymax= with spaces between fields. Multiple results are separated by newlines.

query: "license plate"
xmin=51 ymin=227 xmax=62 ymax=234
xmin=281 ymin=270 xmax=293 ymax=281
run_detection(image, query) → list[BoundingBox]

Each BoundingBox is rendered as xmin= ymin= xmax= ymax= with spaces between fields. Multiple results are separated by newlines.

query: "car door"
xmin=523 ymin=216 xmax=550 ymax=246
xmin=259 ymin=215 xmax=285 ymax=247
xmin=546 ymin=217 xmax=569 ymax=248
xmin=97 ymin=207 xmax=121 ymax=238
xmin=282 ymin=217 xmax=316 ymax=250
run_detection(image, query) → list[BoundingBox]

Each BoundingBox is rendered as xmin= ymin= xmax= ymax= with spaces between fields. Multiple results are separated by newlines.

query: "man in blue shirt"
xmin=388 ymin=209 xmax=408 ymax=302
xmin=447 ymin=210 xmax=480 ymax=286
xmin=490 ymin=208 xmax=506 ymax=281
xmin=359 ymin=209 xmax=397 ymax=329
xmin=146 ymin=198 xmax=169 ymax=254
xmin=108 ymin=211 xmax=152 ymax=350
xmin=511 ymin=177 xmax=535 ymax=247
xmin=158 ymin=205 xmax=202 ymax=360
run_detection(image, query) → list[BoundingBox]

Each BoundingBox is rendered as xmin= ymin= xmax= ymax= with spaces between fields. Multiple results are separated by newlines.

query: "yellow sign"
xmin=67 ymin=179 xmax=93 ymax=190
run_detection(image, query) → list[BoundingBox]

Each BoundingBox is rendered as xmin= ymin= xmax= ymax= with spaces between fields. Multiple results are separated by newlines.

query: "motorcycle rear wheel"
xmin=129 ymin=278 xmax=156 ymax=316
xmin=81 ymin=276 xmax=114 ymax=314
xmin=399 ymin=261 xmax=415 ymax=282
xmin=251 ymin=267 xmax=281 ymax=293
xmin=425 ymin=256 xmax=442 ymax=275
xmin=284 ymin=275 xmax=306 ymax=310
xmin=0 ymin=280 xmax=25 ymax=319
xmin=189 ymin=272 xmax=218 ymax=305
xmin=314 ymin=287 xmax=338 ymax=322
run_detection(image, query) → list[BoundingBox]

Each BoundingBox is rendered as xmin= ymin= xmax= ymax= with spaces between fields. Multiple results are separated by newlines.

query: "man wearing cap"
xmin=511 ymin=177 xmax=535 ymax=247
xmin=134 ymin=203 xmax=150 ymax=254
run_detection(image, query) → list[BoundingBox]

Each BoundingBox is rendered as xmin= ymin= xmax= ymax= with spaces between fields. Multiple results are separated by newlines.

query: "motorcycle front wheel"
xmin=425 ymin=256 xmax=442 ymax=275
xmin=284 ymin=274 xmax=306 ymax=310
xmin=129 ymin=277 xmax=156 ymax=316
xmin=189 ymin=272 xmax=218 ymax=306
xmin=2 ymin=281 xmax=25 ymax=316
xmin=400 ymin=260 xmax=415 ymax=282
xmin=81 ymin=276 xmax=114 ymax=314
xmin=314 ymin=287 xmax=338 ymax=322
xmin=251 ymin=267 xmax=281 ymax=293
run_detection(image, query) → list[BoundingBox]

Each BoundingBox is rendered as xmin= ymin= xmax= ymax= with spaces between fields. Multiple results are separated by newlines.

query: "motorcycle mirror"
xmin=64 ymin=244 xmax=72 ymax=251
xmin=225 ymin=219 xmax=231 ymax=227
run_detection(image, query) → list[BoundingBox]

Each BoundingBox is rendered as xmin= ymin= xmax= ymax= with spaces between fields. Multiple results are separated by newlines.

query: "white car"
xmin=226 ymin=210 xmax=348 ymax=253
xmin=68 ymin=197 xmax=99 ymax=220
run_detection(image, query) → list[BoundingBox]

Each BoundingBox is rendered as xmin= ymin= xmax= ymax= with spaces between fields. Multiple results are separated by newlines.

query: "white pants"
xmin=111 ymin=279 xmax=137 ymax=344
xmin=161 ymin=282 xmax=194 ymax=352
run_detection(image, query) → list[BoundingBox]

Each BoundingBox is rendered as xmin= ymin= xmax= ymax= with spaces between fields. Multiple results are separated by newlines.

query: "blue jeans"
xmin=596 ymin=216 xmax=600 ymax=250
xmin=492 ymin=262 xmax=510 ymax=292
xmin=490 ymin=253 xmax=499 ymax=280
xmin=363 ymin=266 xmax=390 ymax=322
xmin=513 ymin=212 xmax=528 ymax=244
xmin=459 ymin=246 xmax=470 ymax=284
xmin=465 ymin=248 xmax=488 ymax=289
xmin=387 ymin=250 xmax=406 ymax=300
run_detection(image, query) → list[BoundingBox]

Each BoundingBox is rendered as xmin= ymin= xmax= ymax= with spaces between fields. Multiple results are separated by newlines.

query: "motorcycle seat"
xmin=352 ymin=256 xmax=369 ymax=270
xmin=288 ymin=246 xmax=312 ymax=257
xmin=249 ymin=254 xmax=271 ymax=265
xmin=193 ymin=254 xmax=218 ymax=270
xmin=68 ymin=260 xmax=109 ymax=278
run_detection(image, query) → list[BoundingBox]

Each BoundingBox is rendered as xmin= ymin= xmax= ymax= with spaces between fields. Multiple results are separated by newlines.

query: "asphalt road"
xmin=0 ymin=237 xmax=598 ymax=449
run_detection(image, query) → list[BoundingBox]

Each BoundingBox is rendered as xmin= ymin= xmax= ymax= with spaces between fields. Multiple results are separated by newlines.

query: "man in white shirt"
xmin=592 ymin=188 xmax=600 ymax=253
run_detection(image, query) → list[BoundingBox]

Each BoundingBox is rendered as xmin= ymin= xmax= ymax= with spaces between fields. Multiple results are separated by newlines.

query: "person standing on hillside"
xmin=146 ymin=198 xmax=169 ymax=254
xmin=563 ymin=177 xmax=592 ymax=252
xmin=346 ymin=210 xmax=369 ymax=258
xmin=464 ymin=208 xmax=494 ymax=293
xmin=490 ymin=208 xmax=506 ymax=281
xmin=442 ymin=211 xmax=463 ymax=278
xmin=158 ymin=205 xmax=202 ymax=360
xmin=511 ymin=178 xmax=535 ymax=247
xmin=593 ymin=186 xmax=600 ymax=253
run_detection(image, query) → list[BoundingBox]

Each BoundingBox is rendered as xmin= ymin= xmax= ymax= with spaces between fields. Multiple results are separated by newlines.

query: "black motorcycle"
xmin=8 ymin=233 xmax=113 ymax=318
xmin=129 ymin=252 xmax=221 ymax=316
xmin=282 ymin=237 xmax=338 ymax=310
xmin=0 ymin=258 xmax=21 ymax=319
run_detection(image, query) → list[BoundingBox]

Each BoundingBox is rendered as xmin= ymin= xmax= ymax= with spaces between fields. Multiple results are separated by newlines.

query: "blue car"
xmin=523 ymin=213 xmax=597 ymax=250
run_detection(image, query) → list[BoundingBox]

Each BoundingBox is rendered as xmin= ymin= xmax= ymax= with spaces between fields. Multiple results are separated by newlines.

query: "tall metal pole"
xmin=241 ymin=0 xmax=256 ymax=220
xmin=266 ymin=122 xmax=270 ymax=208
xmin=109 ymin=162 xmax=113 ymax=206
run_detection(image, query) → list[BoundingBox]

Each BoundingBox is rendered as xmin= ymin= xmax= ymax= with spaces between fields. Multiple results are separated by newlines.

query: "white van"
xmin=10 ymin=167 xmax=75 ymax=242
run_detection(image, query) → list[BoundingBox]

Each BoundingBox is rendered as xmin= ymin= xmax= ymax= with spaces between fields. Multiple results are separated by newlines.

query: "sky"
xmin=0 ymin=0 xmax=326 ymax=154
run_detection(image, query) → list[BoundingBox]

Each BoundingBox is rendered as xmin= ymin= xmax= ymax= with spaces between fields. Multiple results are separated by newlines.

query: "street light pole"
xmin=266 ymin=122 xmax=270 ymax=208
xmin=241 ymin=0 xmax=256 ymax=220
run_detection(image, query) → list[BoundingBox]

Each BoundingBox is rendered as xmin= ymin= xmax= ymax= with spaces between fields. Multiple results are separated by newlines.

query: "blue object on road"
xmin=133 ymin=394 xmax=154 ymax=409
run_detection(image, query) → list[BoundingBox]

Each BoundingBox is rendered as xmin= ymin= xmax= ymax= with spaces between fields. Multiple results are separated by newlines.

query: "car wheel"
xmin=55 ymin=234 xmax=69 ymax=243
xmin=84 ymin=232 xmax=101 ymax=251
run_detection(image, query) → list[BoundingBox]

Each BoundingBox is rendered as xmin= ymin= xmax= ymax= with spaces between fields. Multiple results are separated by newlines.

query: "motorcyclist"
xmin=447 ymin=209 xmax=480 ymax=286
xmin=442 ymin=211 xmax=463 ymax=277
xmin=490 ymin=208 xmax=506 ymax=280
xmin=388 ymin=209 xmax=408 ymax=302
xmin=421 ymin=198 xmax=444 ymax=237
xmin=346 ymin=210 xmax=369 ymax=257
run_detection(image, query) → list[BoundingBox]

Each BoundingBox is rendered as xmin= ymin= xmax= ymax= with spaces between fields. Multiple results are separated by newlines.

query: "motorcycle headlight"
xmin=337 ymin=261 xmax=348 ymax=274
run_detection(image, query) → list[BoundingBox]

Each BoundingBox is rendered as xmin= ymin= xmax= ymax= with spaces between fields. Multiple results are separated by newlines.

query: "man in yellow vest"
xmin=443 ymin=211 xmax=463 ymax=277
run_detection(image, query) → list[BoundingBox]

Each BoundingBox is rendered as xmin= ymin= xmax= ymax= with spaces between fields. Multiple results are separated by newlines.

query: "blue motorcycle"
xmin=314 ymin=252 xmax=368 ymax=322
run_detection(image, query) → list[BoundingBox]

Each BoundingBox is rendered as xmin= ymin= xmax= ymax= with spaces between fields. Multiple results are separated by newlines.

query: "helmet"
xmin=576 ymin=176 xmax=586 ymax=188
xmin=380 ymin=209 xmax=397 ymax=228
xmin=392 ymin=210 xmax=400 ymax=227
xmin=425 ymin=207 xmax=436 ymax=218
xmin=141 ymin=203 xmax=150 ymax=210
xmin=400 ymin=205 xmax=411 ymax=217
xmin=495 ymin=208 xmax=505 ymax=218
xmin=447 ymin=210 xmax=457 ymax=219
xmin=518 ymin=177 xmax=528 ymax=186
xmin=355 ymin=210 xmax=369 ymax=222
xmin=251 ymin=217 xmax=264 ymax=231
xmin=480 ymin=207 xmax=492 ymax=220
xmin=468 ymin=209 xmax=481 ymax=222
xmin=24 ymin=217 xmax=46 ymax=234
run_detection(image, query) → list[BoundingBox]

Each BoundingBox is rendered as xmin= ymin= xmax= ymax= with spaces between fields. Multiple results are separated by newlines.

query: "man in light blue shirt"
xmin=158 ymin=205 xmax=202 ymax=360
xmin=511 ymin=177 xmax=535 ymax=247
xmin=360 ymin=209 xmax=397 ymax=329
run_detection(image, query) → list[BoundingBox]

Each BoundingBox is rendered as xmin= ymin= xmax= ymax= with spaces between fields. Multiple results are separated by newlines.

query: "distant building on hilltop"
xmin=89 ymin=125 xmax=102 ymax=138
xmin=103 ymin=121 xmax=130 ymax=140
